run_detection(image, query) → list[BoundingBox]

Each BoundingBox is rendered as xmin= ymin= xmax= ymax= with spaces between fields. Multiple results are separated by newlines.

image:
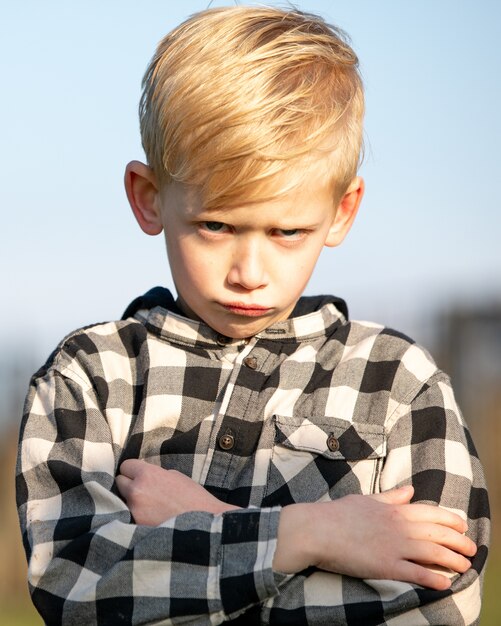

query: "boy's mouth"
xmin=220 ymin=302 xmax=272 ymax=317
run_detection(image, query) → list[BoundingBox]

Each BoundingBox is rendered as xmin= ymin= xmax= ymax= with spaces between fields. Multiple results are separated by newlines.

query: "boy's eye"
xmin=276 ymin=228 xmax=304 ymax=240
xmin=201 ymin=221 xmax=227 ymax=232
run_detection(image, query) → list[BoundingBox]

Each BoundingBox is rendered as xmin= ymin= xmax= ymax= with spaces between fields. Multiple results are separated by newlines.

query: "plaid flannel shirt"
xmin=16 ymin=288 xmax=490 ymax=625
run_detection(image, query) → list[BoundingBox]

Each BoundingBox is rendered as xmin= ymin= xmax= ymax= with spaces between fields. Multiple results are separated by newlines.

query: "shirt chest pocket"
xmin=263 ymin=415 xmax=387 ymax=506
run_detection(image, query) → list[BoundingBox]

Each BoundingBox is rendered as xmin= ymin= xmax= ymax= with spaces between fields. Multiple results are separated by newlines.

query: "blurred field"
xmin=0 ymin=602 xmax=42 ymax=626
xmin=482 ymin=547 xmax=501 ymax=625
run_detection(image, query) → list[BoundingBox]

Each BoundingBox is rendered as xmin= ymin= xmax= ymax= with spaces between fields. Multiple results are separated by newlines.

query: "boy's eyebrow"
xmin=191 ymin=210 xmax=327 ymax=230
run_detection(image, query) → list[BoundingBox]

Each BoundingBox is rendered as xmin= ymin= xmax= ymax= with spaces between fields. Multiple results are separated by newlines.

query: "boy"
xmin=16 ymin=6 xmax=489 ymax=625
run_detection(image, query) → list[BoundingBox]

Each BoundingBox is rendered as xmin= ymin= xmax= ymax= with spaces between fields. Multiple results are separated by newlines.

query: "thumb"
xmin=119 ymin=458 xmax=146 ymax=478
xmin=370 ymin=485 xmax=414 ymax=505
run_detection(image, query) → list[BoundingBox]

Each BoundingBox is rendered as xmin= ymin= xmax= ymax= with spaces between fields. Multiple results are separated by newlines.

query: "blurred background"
xmin=0 ymin=1 xmax=499 ymax=623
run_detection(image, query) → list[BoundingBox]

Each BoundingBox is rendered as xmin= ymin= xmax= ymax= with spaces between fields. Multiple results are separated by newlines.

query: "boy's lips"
xmin=220 ymin=302 xmax=272 ymax=317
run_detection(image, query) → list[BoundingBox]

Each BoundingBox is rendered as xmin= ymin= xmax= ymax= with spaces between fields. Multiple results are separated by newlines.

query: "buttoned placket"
xmin=198 ymin=337 xmax=263 ymax=488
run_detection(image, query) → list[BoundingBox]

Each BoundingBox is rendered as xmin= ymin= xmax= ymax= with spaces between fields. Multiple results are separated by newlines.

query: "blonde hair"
xmin=140 ymin=6 xmax=364 ymax=208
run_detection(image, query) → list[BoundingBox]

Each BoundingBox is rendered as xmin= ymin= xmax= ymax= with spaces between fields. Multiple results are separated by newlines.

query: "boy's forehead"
xmin=161 ymin=170 xmax=337 ymax=224
xmin=161 ymin=151 xmax=338 ymax=212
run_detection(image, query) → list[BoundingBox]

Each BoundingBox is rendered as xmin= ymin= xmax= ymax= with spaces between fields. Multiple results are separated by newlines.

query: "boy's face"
xmin=126 ymin=162 xmax=363 ymax=339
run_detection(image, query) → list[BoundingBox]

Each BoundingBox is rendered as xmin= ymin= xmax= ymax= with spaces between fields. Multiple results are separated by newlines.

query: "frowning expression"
xmin=155 ymin=172 xmax=361 ymax=338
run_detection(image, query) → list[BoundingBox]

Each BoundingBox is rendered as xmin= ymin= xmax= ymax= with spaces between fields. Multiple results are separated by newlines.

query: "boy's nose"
xmin=227 ymin=240 xmax=268 ymax=290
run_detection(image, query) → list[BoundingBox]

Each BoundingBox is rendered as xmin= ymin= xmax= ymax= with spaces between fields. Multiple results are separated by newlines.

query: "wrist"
xmin=273 ymin=503 xmax=316 ymax=573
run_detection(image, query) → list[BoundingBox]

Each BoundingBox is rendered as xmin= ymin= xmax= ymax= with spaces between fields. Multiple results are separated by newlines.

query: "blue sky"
xmin=1 ymin=0 xmax=500 ymax=365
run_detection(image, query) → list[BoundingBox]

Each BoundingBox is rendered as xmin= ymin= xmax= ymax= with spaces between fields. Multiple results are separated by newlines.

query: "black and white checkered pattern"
xmin=16 ymin=288 xmax=490 ymax=625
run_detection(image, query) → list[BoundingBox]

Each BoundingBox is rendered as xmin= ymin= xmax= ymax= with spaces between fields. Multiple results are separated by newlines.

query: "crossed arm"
xmin=116 ymin=459 xmax=476 ymax=591
xmin=18 ymin=364 xmax=488 ymax=625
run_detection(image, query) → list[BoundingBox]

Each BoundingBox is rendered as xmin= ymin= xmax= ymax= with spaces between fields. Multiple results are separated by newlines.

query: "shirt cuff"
xmin=219 ymin=507 xmax=282 ymax=618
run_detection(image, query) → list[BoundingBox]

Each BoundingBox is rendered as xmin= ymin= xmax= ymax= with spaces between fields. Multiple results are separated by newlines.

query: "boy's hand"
xmin=274 ymin=485 xmax=477 ymax=591
xmin=116 ymin=464 xmax=476 ymax=591
xmin=116 ymin=459 xmax=238 ymax=525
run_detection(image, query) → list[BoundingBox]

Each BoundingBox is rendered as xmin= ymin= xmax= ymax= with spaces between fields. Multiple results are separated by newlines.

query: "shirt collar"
xmin=125 ymin=287 xmax=348 ymax=348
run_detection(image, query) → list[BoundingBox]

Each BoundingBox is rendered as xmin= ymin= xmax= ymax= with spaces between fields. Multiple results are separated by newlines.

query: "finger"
xmin=370 ymin=485 xmax=414 ymax=505
xmin=119 ymin=458 xmax=145 ymax=479
xmin=393 ymin=560 xmax=452 ymax=591
xmin=115 ymin=474 xmax=133 ymax=497
xmin=407 ymin=540 xmax=472 ymax=574
xmin=411 ymin=523 xmax=477 ymax=557
xmin=399 ymin=504 xmax=468 ymax=534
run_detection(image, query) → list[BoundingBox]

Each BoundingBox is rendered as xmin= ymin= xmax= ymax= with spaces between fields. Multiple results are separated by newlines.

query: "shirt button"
xmin=219 ymin=434 xmax=235 ymax=451
xmin=216 ymin=334 xmax=232 ymax=345
xmin=243 ymin=356 xmax=258 ymax=369
xmin=327 ymin=434 xmax=339 ymax=452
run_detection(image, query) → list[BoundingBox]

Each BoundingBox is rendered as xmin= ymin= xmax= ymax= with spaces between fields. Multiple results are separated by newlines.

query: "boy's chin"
xmin=200 ymin=310 xmax=275 ymax=340
xmin=210 ymin=320 xmax=267 ymax=340
xmin=208 ymin=311 xmax=290 ymax=340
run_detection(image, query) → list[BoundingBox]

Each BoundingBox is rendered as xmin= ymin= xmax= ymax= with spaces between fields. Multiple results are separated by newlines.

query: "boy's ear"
xmin=325 ymin=176 xmax=364 ymax=247
xmin=124 ymin=160 xmax=164 ymax=235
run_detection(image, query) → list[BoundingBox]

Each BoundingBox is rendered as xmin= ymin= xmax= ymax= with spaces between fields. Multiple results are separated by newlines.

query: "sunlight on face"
xmin=158 ymin=170 xmax=353 ymax=338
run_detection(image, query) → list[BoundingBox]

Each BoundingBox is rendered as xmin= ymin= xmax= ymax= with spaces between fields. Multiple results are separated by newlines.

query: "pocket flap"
xmin=273 ymin=415 xmax=386 ymax=460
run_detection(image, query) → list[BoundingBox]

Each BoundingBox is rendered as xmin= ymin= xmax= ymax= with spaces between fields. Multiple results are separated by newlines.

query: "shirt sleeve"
xmin=378 ymin=371 xmax=490 ymax=625
xmin=16 ymin=366 xmax=283 ymax=625
xmin=259 ymin=371 xmax=490 ymax=625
